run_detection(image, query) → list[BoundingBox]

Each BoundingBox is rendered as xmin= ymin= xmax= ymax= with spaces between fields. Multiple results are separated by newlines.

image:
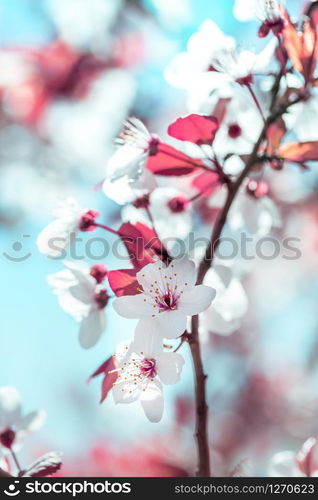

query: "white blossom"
xmin=113 ymin=256 xmax=216 ymax=339
xmin=47 ymin=261 xmax=108 ymax=348
xmin=0 ymin=387 xmax=46 ymax=454
xmin=112 ymin=329 xmax=184 ymax=422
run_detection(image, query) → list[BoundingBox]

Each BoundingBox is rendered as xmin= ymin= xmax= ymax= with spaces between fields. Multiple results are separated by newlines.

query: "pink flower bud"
xmin=79 ymin=209 xmax=99 ymax=232
xmin=90 ymin=265 xmax=107 ymax=284
xmin=0 ymin=429 xmax=15 ymax=449
xmin=167 ymin=196 xmax=189 ymax=213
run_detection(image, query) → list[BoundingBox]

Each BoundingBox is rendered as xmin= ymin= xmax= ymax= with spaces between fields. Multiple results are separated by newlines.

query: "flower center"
xmin=0 ymin=428 xmax=15 ymax=449
xmin=133 ymin=194 xmax=150 ymax=209
xmin=235 ymin=74 xmax=254 ymax=86
xmin=94 ymin=289 xmax=109 ymax=309
xmin=139 ymin=358 xmax=157 ymax=379
xmin=167 ymin=196 xmax=189 ymax=213
xmin=79 ymin=209 xmax=99 ymax=232
xmin=228 ymin=123 xmax=242 ymax=139
xmin=156 ymin=289 xmax=179 ymax=311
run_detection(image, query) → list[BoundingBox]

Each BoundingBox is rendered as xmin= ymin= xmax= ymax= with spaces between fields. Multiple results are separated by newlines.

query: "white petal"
xmin=136 ymin=260 xmax=167 ymax=293
xmin=156 ymin=352 xmax=185 ymax=385
xmin=16 ymin=410 xmax=46 ymax=433
xmin=202 ymin=307 xmax=241 ymax=335
xmin=0 ymin=387 xmax=21 ymax=430
xmin=178 ymin=285 xmax=216 ymax=316
xmin=57 ymin=290 xmax=91 ymax=321
xmin=150 ymin=311 xmax=187 ymax=339
xmin=105 ymin=145 xmax=146 ymax=182
xmin=103 ymin=176 xmax=139 ymax=205
xmin=69 ymin=281 xmax=94 ymax=304
xmin=112 ymin=380 xmax=142 ymax=404
xmin=268 ymin=451 xmax=300 ymax=477
xmin=133 ymin=320 xmax=163 ymax=358
xmin=52 ymin=197 xmax=84 ymax=220
xmin=140 ymin=380 xmax=164 ymax=422
xmin=169 ymin=255 xmax=197 ymax=289
xmin=214 ymin=265 xmax=233 ymax=288
xmin=204 ymin=268 xmax=248 ymax=322
xmin=112 ymin=293 xmax=155 ymax=319
xmin=78 ymin=310 xmax=106 ymax=349
xmin=47 ymin=269 xmax=77 ymax=292
xmin=36 ymin=219 xmax=78 ymax=257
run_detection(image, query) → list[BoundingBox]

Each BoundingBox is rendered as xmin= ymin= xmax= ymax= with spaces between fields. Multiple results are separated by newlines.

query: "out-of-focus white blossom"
xmin=121 ymin=187 xmax=193 ymax=246
xmin=47 ymin=261 xmax=108 ymax=348
xmin=0 ymin=387 xmax=46 ymax=454
xmin=201 ymin=265 xmax=248 ymax=336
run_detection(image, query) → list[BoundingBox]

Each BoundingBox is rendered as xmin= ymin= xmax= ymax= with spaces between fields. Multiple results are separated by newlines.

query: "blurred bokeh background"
xmin=1 ymin=0 xmax=318 ymax=476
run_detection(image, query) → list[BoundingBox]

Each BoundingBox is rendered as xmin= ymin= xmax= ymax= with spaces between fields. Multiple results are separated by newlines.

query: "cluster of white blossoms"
xmin=112 ymin=256 xmax=216 ymax=422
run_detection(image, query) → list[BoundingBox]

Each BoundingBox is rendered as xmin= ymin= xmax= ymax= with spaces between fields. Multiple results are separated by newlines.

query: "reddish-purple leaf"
xmin=118 ymin=221 xmax=168 ymax=269
xmin=278 ymin=141 xmax=318 ymax=162
xmin=266 ymin=118 xmax=286 ymax=155
xmin=168 ymin=114 xmax=219 ymax=145
xmin=108 ymin=268 xmax=139 ymax=297
xmin=192 ymin=171 xmax=220 ymax=197
xmin=147 ymin=142 xmax=205 ymax=176
xmin=282 ymin=11 xmax=318 ymax=82
xmin=89 ymin=355 xmax=118 ymax=403
xmin=23 ymin=452 xmax=63 ymax=477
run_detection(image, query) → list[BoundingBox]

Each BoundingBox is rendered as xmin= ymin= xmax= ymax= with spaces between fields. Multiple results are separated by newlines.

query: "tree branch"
xmin=189 ymin=315 xmax=210 ymax=477
xmin=188 ymin=71 xmax=307 ymax=478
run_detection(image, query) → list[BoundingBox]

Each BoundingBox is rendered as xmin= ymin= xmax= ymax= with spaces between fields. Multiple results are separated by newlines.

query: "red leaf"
xmin=89 ymin=356 xmax=118 ymax=403
xmin=296 ymin=437 xmax=317 ymax=477
xmin=88 ymin=356 xmax=115 ymax=381
xmin=100 ymin=357 xmax=118 ymax=403
xmin=118 ymin=221 xmax=169 ymax=269
xmin=192 ymin=171 xmax=220 ymax=197
xmin=168 ymin=114 xmax=219 ymax=145
xmin=108 ymin=268 xmax=139 ymax=297
xmin=147 ymin=142 xmax=205 ymax=176
xmin=278 ymin=141 xmax=318 ymax=162
xmin=266 ymin=118 xmax=286 ymax=155
xmin=283 ymin=11 xmax=317 ymax=82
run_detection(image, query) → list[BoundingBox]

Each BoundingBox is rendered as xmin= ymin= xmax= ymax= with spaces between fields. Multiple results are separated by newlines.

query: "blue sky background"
xmin=0 ymin=0 xmax=314 ymax=473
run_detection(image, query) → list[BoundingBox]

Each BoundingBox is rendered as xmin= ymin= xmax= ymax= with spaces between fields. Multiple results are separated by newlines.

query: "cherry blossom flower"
xmin=201 ymin=265 xmax=248 ymax=336
xmin=103 ymin=117 xmax=159 ymax=189
xmin=112 ymin=329 xmax=184 ymax=422
xmin=213 ymin=94 xmax=263 ymax=158
xmin=0 ymin=387 xmax=46 ymax=454
xmin=47 ymin=261 xmax=109 ymax=348
xmin=37 ymin=198 xmax=98 ymax=258
xmin=268 ymin=438 xmax=318 ymax=477
xmin=234 ymin=0 xmax=284 ymax=35
xmin=121 ymin=187 xmax=193 ymax=247
xmin=113 ymin=256 xmax=216 ymax=339
xmin=165 ymin=19 xmax=276 ymax=103
xmin=103 ymin=169 xmax=157 ymax=205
